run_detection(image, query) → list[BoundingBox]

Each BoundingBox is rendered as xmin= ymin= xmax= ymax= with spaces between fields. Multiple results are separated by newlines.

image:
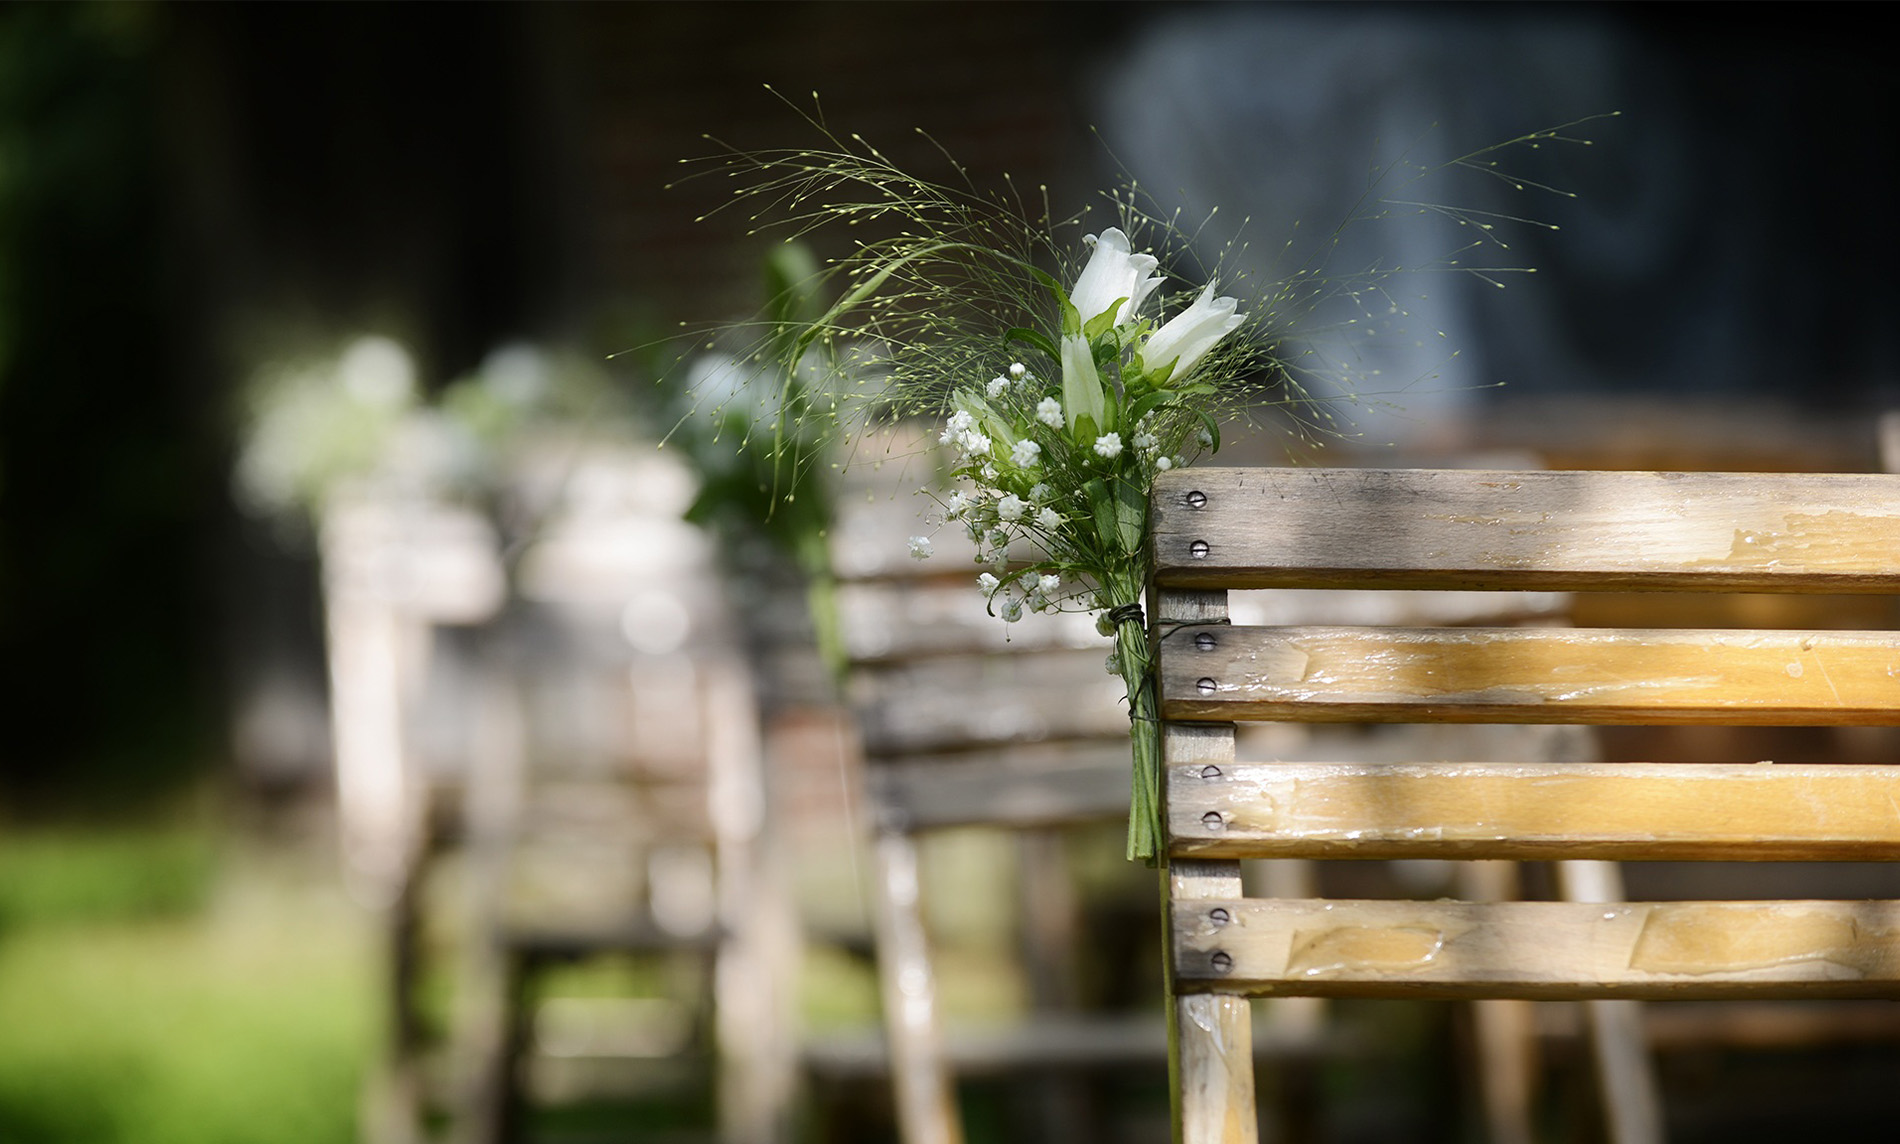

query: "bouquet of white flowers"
xmin=672 ymin=103 xmax=1604 ymax=860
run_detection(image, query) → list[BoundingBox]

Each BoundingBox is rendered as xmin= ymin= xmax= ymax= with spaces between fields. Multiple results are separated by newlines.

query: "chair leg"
xmin=1167 ymin=857 xmax=1258 ymax=1144
xmin=1556 ymin=861 xmax=1666 ymax=1144
xmin=1456 ymin=861 xmax=1538 ymax=1144
xmin=870 ymin=829 xmax=963 ymax=1144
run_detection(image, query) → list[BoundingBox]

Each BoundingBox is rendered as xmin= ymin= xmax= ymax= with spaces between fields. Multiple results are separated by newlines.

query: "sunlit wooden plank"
xmin=1152 ymin=468 xmax=1900 ymax=592
xmin=1165 ymin=762 xmax=1900 ymax=861
xmin=1158 ymin=625 xmax=1900 ymax=725
xmin=1172 ymin=899 xmax=1900 ymax=1000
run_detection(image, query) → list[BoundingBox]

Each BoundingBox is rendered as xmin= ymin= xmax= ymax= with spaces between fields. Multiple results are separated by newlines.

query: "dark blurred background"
xmin=3 ymin=1 xmax=1895 ymax=812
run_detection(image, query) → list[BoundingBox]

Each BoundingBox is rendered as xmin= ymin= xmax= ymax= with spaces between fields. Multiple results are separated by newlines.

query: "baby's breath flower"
xmin=907 ymin=535 xmax=933 ymax=560
xmin=959 ymin=429 xmax=992 ymax=457
xmin=1132 ymin=430 xmax=1158 ymax=454
xmin=1028 ymin=482 xmax=1050 ymax=502
xmin=999 ymin=596 xmax=1024 ymax=623
xmin=944 ymin=490 xmax=969 ymax=517
xmin=1010 ymin=439 xmax=1041 ymax=467
xmin=1029 ymin=592 xmax=1052 ymax=613
xmin=977 ymin=571 xmax=999 ymax=594
xmin=1008 ymin=362 xmax=1027 ymax=379
xmin=1037 ymin=573 xmax=1061 ymax=594
xmin=1154 ymin=456 xmax=1174 ymax=472
xmin=979 ymin=462 xmax=998 ymax=482
xmin=988 ymin=527 xmax=1010 ymax=550
xmin=1196 ymin=427 xmax=1214 ymax=448
xmin=996 ymin=493 xmax=1027 ymax=522
xmin=1035 ymin=397 xmax=1063 ymax=429
xmin=987 ymin=376 xmax=1010 ymax=398
xmin=941 ymin=409 xmax=974 ymax=445
xmin=1093 ymin=433 xmax=1123 ymax=460
xmin=1036 ymin=506 xmax=1062 ymax=530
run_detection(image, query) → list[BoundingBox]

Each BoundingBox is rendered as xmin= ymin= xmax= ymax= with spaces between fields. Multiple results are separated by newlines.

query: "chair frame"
xmin=1151 ymin=466 xmax=1900 ymax=1143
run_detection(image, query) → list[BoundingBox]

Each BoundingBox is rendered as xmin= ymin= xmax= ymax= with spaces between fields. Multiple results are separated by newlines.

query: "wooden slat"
xmin=1159 ymin=624 xmax=1900 ymax=725
xmin=853 ymin=648 xmax=1128 ymax=755
xmin=868 ymin=744 xmax=1132 ymax=832
xmin=1166 ymin=762 xmax=1900 ymax=861
xmin=1172 ymin=898 xmax=1900 ymax=1000
xmin=1151 ymin=468 xmax=1900 ymax=592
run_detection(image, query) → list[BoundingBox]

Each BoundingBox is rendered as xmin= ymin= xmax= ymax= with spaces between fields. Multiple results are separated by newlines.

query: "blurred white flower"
xmin=997 ymin=494 xmax=1027 ymax=522
xmin=1036 ymin=506 xmax=1062 ymax=529
xmin=907 ymin=535 xmax=933 ymax=560
xmin=1035 ymin=396 xmax=1064 ymax=428
xmin=978 ymin=571 xmax=1000 ymax=593
xmin=1093 ymin=433 xmax=1123 ymax=459
xmin=1010 ymin=439 xmax=1041 ymax=467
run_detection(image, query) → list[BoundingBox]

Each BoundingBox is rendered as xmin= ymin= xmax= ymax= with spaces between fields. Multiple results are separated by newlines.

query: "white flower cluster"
xmin=912 ymin=228 xmax=1247 ymax=623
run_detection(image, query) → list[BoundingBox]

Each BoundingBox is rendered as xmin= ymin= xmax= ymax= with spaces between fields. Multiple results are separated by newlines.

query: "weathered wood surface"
xmin=868 ymin=743 xmax=1133 ymax=832
xmin=1159 ymin=624 xmax=1900 ymax=725
xmin=1156 ymin=586 xmax=1261 ymax=1144
xmin=1166 ymin=762 xmax=1900 ymax=861
xmin=853 ymin=647 xmax=1128 ymax=756
xmin=1151 ymin=468 xmax=1900 ymax=592
xmin=1172 ymin=898 xmax=1900 ymax=1000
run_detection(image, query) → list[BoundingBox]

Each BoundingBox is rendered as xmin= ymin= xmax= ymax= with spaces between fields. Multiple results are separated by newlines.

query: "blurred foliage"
xmin=0 ymin=1 xmax=219 ymax=806
xmin=0 ymin=824 xmax=373 ymax=1144
xmin=0 ymin=825 xmax=214 ymax=930
xmin=645 ymin=243 xmax=849 ymax=676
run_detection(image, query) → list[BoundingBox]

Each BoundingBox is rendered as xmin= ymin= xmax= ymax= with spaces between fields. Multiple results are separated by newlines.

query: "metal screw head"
xmin=1184 ymin=490 xmax=1207 ymax=509
xmin=1193 ymin=631 xmax=1217 ymax=651
xmin=1200 ymin=811 xmax=1224 ymax=831
xmin=1209 ymin=951 xmax=1234 ymax=973
xmin=1188 ymin=539 xmax=1210 ymax=559
xmin=1209 ymin=907 xmax=1231 ymax=926
xmin=1199 ymin=764 xmax=1222 ymax=780
xmin=1196 ymin=676 xmax=1217 ymax=695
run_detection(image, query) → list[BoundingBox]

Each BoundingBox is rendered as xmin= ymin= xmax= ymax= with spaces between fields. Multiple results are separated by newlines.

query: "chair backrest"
xmin=1150 ymin=466 xmax=1900 ymax=1143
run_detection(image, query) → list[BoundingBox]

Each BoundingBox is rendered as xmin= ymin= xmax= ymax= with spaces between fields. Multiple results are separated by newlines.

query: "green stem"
xmin=1105 ymin=568 xmax=1161 ymax=863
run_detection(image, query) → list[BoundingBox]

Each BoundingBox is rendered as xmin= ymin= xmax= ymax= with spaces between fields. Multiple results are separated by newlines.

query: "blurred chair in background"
xmin=317 ymin=487 xmax=507 ymax=1143
xmin=317 ymin=440 xmax=796 ymax=1144
xmin=448 ymin=441 xmax=795 ymax=1144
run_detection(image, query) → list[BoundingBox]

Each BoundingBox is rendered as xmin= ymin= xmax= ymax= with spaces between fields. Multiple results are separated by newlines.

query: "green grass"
xmin=0 ymin=822 xmax=376 ymax=1144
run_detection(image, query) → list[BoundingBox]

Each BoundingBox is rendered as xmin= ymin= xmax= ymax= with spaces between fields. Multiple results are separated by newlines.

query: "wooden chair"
xmin=317 ymin=489 xmax=507 ymax=1144
xmin=824 ymin=465 xmax=1162 ymax=1144
xmin=1151 ymin=466 xmax=1900 ymax=1143
xmin=827 ymin=443 xmax=1636 ymax=1143
xmin=447 ymin=443 xmax=794 ymax=1144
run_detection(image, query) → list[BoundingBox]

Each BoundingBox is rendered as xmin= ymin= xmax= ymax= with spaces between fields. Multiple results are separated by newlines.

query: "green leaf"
xmin=1082 ymin=300 xmax=1126 ymax=342
xmin=1005 ymin=326 xmax=1059 ymax=362
xmin=1193 ymin=408 xmax=1222 ymax=453
xmin=1085 ymin=478 xmax=1118 ymax=550
xmin=1112 ymin=475 xmax=1146 ymax=555
xmin=1072 ymin=412 xmax=1099 ymax=448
